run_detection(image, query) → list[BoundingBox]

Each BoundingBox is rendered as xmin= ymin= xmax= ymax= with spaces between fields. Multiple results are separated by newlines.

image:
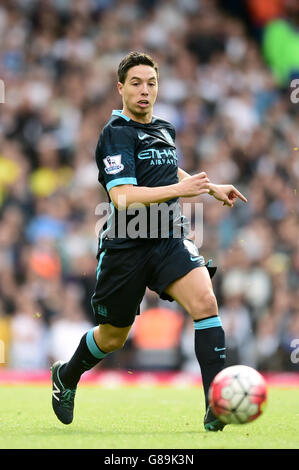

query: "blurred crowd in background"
xmin=0 ymin=0 xmax=298 ymax=373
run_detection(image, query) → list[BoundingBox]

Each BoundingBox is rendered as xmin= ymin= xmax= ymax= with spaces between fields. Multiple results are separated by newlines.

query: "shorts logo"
xmin=183 ymin=239 xmax=204 ymax=264
xmin=190 ymin=256 xmax=201 ymax=262
xmin=184 ymin=239 xmax=199 ymax=257
xmin=103 ymin=155 xmax=124 ymax=175
xmin=97 ymin=305 xmax=108 ymax=317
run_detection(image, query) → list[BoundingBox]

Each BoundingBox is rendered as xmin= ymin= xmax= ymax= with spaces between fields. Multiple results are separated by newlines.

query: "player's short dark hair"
xmin=118 ymin=51 xmax=159 ymax=84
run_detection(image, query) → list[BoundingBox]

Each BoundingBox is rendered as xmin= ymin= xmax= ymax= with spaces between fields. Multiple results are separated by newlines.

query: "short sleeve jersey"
xmin=95 ymin=110 xmax=185 ymax=250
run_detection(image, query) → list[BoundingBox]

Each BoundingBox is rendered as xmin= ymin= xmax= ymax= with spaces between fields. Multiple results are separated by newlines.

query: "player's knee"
xmin=189 ymin=290 xmax=218 ymax=320
xmin=100 ymin=336 xmax=127 ymax=353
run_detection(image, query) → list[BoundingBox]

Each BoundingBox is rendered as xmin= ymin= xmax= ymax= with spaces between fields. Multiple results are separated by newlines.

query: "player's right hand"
xmin=207 ymin=183 xmax=247 ymax=207
xmin=177 ymin=172 xmax=210 ymax=198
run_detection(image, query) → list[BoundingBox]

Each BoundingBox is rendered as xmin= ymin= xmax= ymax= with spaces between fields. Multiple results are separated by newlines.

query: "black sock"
xmin=60 ymin=327 xmax=108 ymax=389
xmin=194 ymin=316 xmax=226 ymax=410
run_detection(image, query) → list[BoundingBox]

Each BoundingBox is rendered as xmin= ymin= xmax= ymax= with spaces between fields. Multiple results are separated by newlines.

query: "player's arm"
xmin=176 ymin=168 xmax=247 ymax=208
xmin=109 ymin=172 xmax=211 ymax=209
xmin=177 ymin=167 xmax=191 ymax=182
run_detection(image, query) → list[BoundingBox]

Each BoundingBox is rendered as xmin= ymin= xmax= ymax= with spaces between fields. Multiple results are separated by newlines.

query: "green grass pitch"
xmin=0 ymin=384 xmax=298 ymax=449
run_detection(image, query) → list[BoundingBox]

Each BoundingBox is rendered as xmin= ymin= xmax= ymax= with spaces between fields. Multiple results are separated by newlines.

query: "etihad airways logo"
xmin=137 ymin=148 xmax=177 ymax=165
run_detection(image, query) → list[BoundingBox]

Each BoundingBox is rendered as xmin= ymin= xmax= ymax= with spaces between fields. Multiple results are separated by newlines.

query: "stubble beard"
xmin=125 ymin=101 xmax=152 ymax=122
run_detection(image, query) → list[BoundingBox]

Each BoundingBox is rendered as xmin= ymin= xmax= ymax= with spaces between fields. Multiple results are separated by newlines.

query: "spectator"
xmin=9 ymin=288 xmax=48 ymax=369
xmin=131 ymin=291 xmax=185 ymax=371
xmin=47 ymin=283 xmax=93 ymax=364
xmin=0 ymin=299 xmax=10 ymax=368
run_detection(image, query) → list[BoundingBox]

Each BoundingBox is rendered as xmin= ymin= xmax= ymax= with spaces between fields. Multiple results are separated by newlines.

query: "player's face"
xmin=117 ymin=65 xmax=158 ymax=123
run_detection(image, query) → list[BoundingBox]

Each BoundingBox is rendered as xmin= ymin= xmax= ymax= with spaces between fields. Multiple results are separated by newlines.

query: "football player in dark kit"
xmin=51 ymin=52 xmax=247 ymax=431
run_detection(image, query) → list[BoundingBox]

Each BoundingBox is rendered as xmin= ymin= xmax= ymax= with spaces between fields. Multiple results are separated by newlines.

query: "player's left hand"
xmin=208 ymin=184 xmax=247 ymax=208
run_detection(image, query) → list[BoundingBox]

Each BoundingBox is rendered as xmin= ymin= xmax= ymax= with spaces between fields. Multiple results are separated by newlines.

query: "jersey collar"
xmin=112 ymin=109 xmax=156 ymax=125
xmin=112 ymin=110 xmax=131 ymax=121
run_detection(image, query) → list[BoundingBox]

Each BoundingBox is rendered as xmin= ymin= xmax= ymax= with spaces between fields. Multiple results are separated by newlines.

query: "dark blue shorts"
xmin=91 ymin=238 xmax=217 ymax=327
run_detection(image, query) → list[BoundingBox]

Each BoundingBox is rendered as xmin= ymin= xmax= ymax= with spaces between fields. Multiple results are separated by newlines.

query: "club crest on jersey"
xmin=103 ymin=155 xmax=124 ymax=175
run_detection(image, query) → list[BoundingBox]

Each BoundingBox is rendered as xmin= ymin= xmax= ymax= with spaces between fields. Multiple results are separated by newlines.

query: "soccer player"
xmin=51 ymin=52 xmax=247 ymax=431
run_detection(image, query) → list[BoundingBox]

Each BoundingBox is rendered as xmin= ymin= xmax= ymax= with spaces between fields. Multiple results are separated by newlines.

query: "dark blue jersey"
xmin=95 ymin=110 xmax=185 ymax=250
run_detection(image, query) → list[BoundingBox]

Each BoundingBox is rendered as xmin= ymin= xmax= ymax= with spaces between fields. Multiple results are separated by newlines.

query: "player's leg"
xmin=93 ymin=323 xmax=132 ymax=353
xmin=148 ymin=238 xmax=225 ymax=413
xmin=60 ymin=323 xmax=132 ymax=387
xmin=51 ymin=323 xmax=132 ymax=425
xmin=51 ymin=246 xmax=148 ymax=424
xmin=164 ymin=265 xmax=226 ymax=409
